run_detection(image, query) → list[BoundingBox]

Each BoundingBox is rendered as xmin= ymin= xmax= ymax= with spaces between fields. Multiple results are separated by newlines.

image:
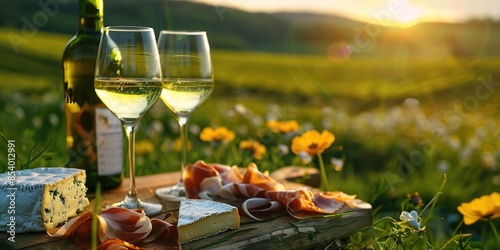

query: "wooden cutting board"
xmin=0 ymin=167 xmax=372 ymax=249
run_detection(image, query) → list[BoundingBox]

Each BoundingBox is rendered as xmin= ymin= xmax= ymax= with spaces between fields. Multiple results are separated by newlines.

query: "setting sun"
xmin=390 ymin=2 xmax=424 ymax=27
xmin=366 ymin=0 xmax=425 ymax=28
xmin=190 ymin=0 xmax=500 ymax=26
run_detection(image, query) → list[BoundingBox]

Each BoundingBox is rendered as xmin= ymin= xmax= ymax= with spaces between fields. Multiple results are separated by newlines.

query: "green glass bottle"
xmin=63 ymin=0 xmax=123 ymax=192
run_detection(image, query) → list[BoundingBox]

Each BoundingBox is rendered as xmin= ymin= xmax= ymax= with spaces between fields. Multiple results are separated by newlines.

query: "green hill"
xmin=1 ymin=27 xmax=499 ymax=113
xmin=3 ymin=0 xmax=500 ymax=56
xmin=1 ymin=0 xmax=500 ymax=115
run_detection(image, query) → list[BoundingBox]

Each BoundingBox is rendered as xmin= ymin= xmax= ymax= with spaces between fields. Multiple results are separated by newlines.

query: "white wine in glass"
xmin=95 ymin=79 xmax=161 ymax=122
xmin=95 ymin=26 xmax=163 ymax=215
xmin=156 ymin=31 xmax=214 ymax=200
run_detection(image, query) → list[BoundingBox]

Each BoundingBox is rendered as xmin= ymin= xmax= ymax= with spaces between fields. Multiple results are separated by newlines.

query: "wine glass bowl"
xmin=94 ymin=26 xmax=163 ymax=215
xmin=156 ymin=31 xmax=214 ymax=200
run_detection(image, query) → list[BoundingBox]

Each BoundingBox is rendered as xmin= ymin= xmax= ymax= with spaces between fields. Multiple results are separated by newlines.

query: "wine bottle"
xmin=63 ymin=0 xmax=123 ymax=191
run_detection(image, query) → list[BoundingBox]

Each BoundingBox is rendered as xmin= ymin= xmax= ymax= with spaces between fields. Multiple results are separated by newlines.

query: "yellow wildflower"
xmin=239 ymin=140 xmax=267 ymax=160
xmin=291 ymin=130 xmax=335 ymax=156
xmin=266 ymin=120 xmax=299 ymax=133
xmin=135 ymin=140 xmax=154 ymax=155
xmin=457 ymin=192 xmax=500 ymax=225
xmin=291 ymin=129 xmax=335 ymax=191
xmin=173 ymin=137 xmax=191 ymax=152
xmin=200 ymin=126 xmax=235 ymax=143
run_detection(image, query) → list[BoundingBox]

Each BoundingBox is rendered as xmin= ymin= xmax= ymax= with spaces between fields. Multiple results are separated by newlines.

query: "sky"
xmin=188 ymin=0 xmax=500 ymax=26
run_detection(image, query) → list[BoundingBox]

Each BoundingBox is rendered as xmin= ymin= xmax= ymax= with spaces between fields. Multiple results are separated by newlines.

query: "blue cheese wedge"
xmin=178 ymin=199 xmax=240 ymax=243
xmin=0 ymin=167 xmax=89 ymax=233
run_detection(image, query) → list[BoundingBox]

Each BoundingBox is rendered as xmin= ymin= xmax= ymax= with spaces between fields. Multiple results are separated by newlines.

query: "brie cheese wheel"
xmin=178 ymin=199 xmax=240 ymax=243
xmin=0 ymin=167 xmax=89 ymax=233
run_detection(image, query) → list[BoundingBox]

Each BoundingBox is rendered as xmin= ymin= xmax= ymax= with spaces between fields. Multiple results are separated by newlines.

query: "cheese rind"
xmin=0 ymin=167 xmax=89 ymax=233
xmin=178 ymin=199 xmax=240 ymax=243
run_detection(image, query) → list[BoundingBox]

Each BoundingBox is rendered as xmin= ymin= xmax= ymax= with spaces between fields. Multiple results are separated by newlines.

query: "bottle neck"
xmin=78 ymin=0 xmax=103 ymax=34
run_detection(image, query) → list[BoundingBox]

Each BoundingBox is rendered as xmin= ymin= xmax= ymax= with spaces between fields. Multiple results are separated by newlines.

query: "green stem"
xmin=231 ymin=144 xmax=241 ymax=165
xmin=421 ymin=174 xmax=447 ymax=226
xmin=213 ymin=142 xmax=222 ymax=162
xmin=490 ymin=220 xmax=500 ymax=250
xmin=317 ymin=153 xmax=330 ymax=191
xmin=91 ymin=182 xmax=101 ymax=250
xmin=451 ymin=219 xmax=464 ymax=238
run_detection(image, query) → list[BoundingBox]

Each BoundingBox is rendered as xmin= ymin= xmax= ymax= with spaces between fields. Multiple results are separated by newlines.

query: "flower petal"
xmin=491 ymin=192 xmax=500 ymax=219
xmin=291 ymin=130 xmax=335 ymax=156
xmin=458 ymin=194 xmax=497 ymax=225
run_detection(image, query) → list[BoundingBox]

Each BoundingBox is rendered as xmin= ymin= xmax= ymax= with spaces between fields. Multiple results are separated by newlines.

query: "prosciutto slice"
xmin=184 ymin=161 xmax=368 ymax=220
xmin=48 ymin=207 xmax=179 ymax=249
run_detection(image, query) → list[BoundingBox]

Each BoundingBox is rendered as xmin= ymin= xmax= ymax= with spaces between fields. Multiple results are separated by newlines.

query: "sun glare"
xmin=390 ymin=2 xmax=424 ymax=27
xmin=391 ymin=0 xmax=424 ymax=27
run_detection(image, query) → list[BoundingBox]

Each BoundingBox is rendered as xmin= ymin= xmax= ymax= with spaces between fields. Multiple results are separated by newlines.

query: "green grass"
xmin=0 ymin=28 xmax=499 ymax=248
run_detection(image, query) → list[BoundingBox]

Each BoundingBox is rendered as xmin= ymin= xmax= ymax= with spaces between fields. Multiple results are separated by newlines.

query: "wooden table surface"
xmin=0 ymin=169 xmax=372 ymax=249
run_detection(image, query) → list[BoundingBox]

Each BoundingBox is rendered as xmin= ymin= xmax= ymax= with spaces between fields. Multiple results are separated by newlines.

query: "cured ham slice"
xmin=242 ymin=163 xmax=285 ymax=192
xmin=183 ymin=161 xmax=220 ymax=199
xmin=266 ymin=189 xmax=354 ymax=218
xmin=48 ymin=207 xmax=179 ymax=249
xmin=97 ymin=239 xmax=140 ymax=250
xmin=184 ymin=161 xmax=369 ymax=220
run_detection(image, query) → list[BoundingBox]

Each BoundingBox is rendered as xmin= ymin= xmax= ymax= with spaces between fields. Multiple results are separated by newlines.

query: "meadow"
xmin=0 ymin=27 xmax=499 ymax=248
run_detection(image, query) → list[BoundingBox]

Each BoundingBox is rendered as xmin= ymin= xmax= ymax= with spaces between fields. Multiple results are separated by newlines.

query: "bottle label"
xmin=95 ymin=107 xmax=123 ymax=175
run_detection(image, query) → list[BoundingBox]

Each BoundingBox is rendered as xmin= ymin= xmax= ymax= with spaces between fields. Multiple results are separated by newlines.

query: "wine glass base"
xmin=156 ymin=183 xmax=187 ymax=202
xmin=110 ymin=199 xmax=163 ymax=217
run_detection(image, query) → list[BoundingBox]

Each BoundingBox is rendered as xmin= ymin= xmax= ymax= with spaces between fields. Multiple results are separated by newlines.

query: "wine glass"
xmin=155 ymin=31 xmax=214 ymax=200
xmin=94 ymin=26 xmax=163 ymax=215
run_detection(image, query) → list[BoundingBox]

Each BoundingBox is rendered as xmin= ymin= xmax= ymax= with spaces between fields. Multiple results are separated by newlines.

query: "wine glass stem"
xmin=124 ymin=123 xmax=138 ymax=200
xmin=178 ymin=115 xmax=189 ymax=184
